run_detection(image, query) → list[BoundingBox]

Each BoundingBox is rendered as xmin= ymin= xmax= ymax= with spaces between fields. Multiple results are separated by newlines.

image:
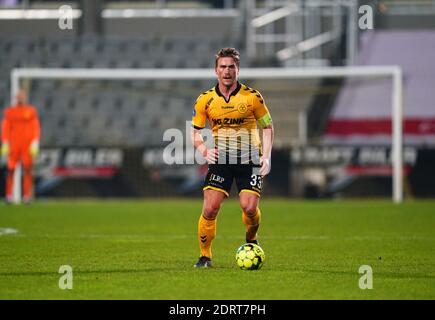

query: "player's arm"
xmin=253 ymin=92 xmax=274 ymax=176
xmin=191 ymin=128 xmax=218 ymax=164
xmin=191 ymin=94 xmax=218 ymax=164
xmin=260 ymin=123 xmax=274 ymax=176
xmin=29 ymin=107 xmax=41 ymax=158
xmin=1 ymin=109 xmax=10 ymax=157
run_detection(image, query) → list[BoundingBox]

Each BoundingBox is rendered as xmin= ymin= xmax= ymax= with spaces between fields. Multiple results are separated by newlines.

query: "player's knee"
xmin=203 ymin=203 xmax=220 ymax=218
xmin=240 ymin=202 xmax=257 ymax=216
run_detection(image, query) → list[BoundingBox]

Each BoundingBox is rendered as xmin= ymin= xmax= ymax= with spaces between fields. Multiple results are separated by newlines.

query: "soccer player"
xmin=1 ymin=89 xmax=40 ymax=204
xmin=191 ymin=48 xmax=274 ymax=268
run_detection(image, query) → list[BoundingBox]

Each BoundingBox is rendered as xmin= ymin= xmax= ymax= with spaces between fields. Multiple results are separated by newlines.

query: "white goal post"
xmin=10 ymin=66 xmax=403 ymax=203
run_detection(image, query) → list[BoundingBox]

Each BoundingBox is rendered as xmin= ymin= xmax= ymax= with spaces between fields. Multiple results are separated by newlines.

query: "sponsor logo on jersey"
xmin=237 ymin=103 xmax=248 ymax=114
xmin=212 ymin=118 xmax=245 ymax=126
xmin=210 ymin=174 xmax=224 ymax=183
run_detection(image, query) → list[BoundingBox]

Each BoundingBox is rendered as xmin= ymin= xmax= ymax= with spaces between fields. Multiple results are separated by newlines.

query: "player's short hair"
xmin=215 ymin=48 xmax=240 ymax=68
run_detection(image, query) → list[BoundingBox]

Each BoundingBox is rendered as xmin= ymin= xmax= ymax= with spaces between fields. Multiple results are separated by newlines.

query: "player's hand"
xmin=29 ymin=140 xmax=39 ymax=158
xmin=203 ymin=148 xmax=219 ymax=164
xmin=1 ymin=142 xmax=9 ymax=157
xmin=259 ymin=156 xmax=271 ymax=176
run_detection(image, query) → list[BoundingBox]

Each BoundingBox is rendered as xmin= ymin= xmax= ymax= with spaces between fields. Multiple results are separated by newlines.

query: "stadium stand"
xmin=1 ymin=0 xmax=350 ymax=152
xmin=0 ymin=1 xmax=324 ymax=149
xmin=0 ymin=30 xmax=324 ymax=148
xmin=0 ymin=34 xmax=243 ymax=147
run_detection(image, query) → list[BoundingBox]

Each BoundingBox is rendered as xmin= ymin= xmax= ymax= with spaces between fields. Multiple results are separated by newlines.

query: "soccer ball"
xmin=235 ymin=243 xmax=265 ymax=270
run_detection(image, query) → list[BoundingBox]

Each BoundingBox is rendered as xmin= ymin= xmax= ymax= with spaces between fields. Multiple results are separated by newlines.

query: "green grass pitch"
xmin=0 ymin=199 xmax=434 ymax=299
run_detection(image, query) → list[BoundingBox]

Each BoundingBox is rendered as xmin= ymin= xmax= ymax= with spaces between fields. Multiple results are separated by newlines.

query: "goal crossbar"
xmin=10 ymin=66 xmax=403 ymax=203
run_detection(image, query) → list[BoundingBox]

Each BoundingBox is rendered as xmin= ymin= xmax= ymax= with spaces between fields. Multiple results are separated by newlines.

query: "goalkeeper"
xmin=191 ymin=48 xmax=274 ymax=268
xmin=1 ymin=89 xmax=40 ymax=204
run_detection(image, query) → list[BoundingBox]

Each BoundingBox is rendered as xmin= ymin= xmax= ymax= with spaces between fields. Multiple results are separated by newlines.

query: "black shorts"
xmin=203 ymin=164 xmax=263 ymax=197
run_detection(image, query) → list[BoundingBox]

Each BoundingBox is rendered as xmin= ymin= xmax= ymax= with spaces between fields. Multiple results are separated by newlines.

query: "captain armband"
xmin=258 ymin=113 xmax=272 ymax=128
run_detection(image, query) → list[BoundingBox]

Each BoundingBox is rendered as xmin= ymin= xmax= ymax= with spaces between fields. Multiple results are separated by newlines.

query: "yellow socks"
xmin=198 ymin=213 xmax=216 ymax=258
xmin=197 ymin=208 xmax=260 ymax=258
xmin=242 ymin=208 xmax=261 ymax=242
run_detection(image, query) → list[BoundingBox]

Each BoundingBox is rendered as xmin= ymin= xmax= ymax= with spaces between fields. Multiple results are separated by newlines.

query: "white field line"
xmin=7 ymin=233 xmax=435 ymax=241
xmin=0 ymin=228 xmax=18 ymax=236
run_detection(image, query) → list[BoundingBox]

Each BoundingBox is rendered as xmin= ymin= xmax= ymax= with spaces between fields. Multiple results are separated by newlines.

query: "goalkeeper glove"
xmin=1 ymin=142 xmax=9 ymax=157
xmin=30 ymin=140 xmax=39 ymax=158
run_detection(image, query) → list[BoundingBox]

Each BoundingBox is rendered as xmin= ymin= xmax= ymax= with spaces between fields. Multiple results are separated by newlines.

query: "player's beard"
xmin=222 ymin=77 xmax=236 ymax=89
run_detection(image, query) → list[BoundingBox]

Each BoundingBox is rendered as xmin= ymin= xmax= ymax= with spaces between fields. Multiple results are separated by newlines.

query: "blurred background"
xmin=1 ymin=0 xmax=434 ymax=200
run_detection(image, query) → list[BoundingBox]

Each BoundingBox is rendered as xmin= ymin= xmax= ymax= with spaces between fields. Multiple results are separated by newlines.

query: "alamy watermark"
xmin=359 ymin=5 xmax=374 ymax=30
xmin=58 ymin=5 xmax=74 ymax=30
xmin=358 ymin=265 xmax=373 ymax=289
xmin=58 ymin=265 xmax=73 ymax=289
xmin=163 ymin=121 xmax=262 ymax=166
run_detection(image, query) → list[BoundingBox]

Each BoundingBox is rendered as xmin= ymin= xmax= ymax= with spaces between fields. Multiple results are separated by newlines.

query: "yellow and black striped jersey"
xmin=192 ymin=82 xmax=272 ymax=157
